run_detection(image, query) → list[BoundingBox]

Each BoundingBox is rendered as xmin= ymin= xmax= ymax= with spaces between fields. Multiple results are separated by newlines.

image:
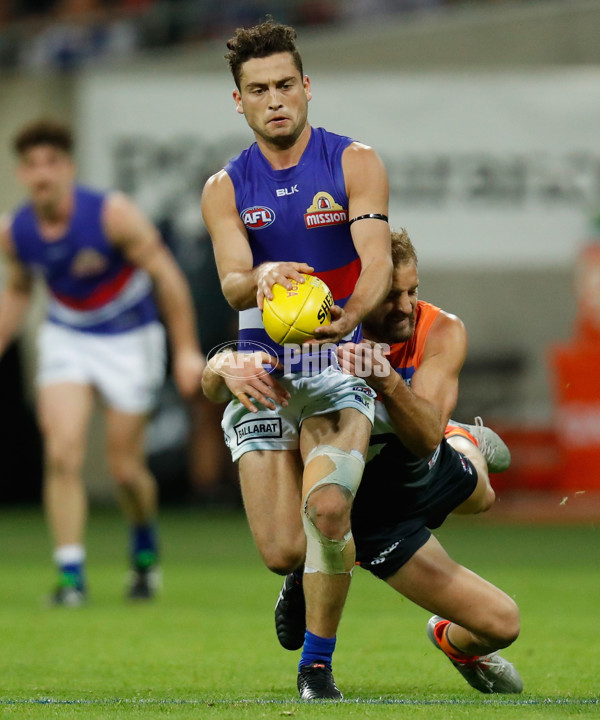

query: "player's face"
xmin=17 ymin=145 xmax=75 ymax=210
xmin=364 ymin=260 xmax=419 ymax=344
xmin=234 ymin=52 xmax=311 ymax=150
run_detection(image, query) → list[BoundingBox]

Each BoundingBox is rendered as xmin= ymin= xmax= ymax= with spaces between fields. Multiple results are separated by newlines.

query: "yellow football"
xmin=262 ymin=274 xmax=333 ymax=345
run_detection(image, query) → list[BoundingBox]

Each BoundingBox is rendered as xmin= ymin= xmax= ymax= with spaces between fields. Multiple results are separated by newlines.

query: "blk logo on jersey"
xmin=276 ymin=185 xmax=298 ymax=197
xmin=304 ymin=192 xmax=348 ymax=229
xmin=241 ymin=206 xmax=276 ymax=230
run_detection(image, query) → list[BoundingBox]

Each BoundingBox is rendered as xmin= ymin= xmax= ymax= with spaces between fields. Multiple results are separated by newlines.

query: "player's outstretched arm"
xmin=202 ymin=171 xmax=313 ymax=311
xmin=0 ymin=217 xmax=34 ymax=358
xmin=313 ymin=143 xmax=392 ymax=344
xmin=103 ymin=193 xmax=205 ymax=399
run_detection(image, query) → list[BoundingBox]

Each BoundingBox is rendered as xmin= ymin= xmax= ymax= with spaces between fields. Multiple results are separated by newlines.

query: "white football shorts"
xmin=222 ymin=364 xmax=376 ymax=461
xmin=37 ymin=321 xmax=166 ymax=414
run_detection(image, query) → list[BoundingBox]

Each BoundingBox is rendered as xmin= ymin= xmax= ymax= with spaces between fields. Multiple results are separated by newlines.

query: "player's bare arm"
xmin=313 ymin=143 xmax=392 ymax=344
xmin=103 ymin=192 xmax=205 ymax=398
xmin=384 ymin=311 xmax=467 ymax=455
xmin=202 ymin=350 xmax=289 ymax=412
xmin=0 ymin=217 xmax=34 ymax=357
xmin=338 ymin=311 xmax=467 ymax=456
xmin=202 ymin=171 xmax=313 ymax=311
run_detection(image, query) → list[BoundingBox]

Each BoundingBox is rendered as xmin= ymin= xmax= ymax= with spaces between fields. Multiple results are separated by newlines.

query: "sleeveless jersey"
xmin=225 ymin=127 xmax=363 ymax=363
xmin=10 ymin=186 xmax=157 ymax=334
xmin=368 ymin=300 xmax=442 ymax=473
xmin=384 ymin=300 xmax=441 ymax=387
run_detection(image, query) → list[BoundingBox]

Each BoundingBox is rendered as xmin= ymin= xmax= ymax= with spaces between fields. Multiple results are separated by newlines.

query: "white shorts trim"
xmin=37 ymin=321 xmax=166 ymax=414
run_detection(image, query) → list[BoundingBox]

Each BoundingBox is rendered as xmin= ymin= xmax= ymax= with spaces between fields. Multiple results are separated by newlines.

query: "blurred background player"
xmin=0 ymin=118 xmax=205 ymax=605
xmin=201 ymin=19 xmax=392 ymax=700
xmin=204 ymin=229 xmax=522 ymax=694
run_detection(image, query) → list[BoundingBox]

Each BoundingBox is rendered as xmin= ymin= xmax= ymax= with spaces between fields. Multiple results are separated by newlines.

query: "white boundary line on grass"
xmin=0 ymin=698 xmax=598 ymax=706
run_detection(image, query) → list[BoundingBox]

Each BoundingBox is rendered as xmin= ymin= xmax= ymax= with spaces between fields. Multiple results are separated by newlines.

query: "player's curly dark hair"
xmin=13 ymin=118 xmax=73 ymax=156
xmin=391 ymin=228 xmax=418 ymax=267
xmin=225 ymin=17 xmax=303 ymax=90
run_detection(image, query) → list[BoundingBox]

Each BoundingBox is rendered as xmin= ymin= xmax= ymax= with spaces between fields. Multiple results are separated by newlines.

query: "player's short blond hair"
xmin=391 ymin=228 xmax=418 ymax=268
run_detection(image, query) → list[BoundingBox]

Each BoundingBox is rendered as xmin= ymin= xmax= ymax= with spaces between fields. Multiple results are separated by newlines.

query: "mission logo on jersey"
xmin=304 ymin=192 xmax=348 ymax=229
xmin=241 ymin=206 xmax=276 ymax=230
xmin=70 ymin=248 xmax=110 ymax=277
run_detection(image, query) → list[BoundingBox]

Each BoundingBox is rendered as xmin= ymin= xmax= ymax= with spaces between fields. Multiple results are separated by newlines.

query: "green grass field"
xmin=0 ymin=506 xmax=598 ymax=718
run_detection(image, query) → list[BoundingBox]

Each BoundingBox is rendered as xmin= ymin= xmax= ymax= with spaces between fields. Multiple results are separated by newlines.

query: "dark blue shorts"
xmin=352 ymin=439 xmax=477 ymax=580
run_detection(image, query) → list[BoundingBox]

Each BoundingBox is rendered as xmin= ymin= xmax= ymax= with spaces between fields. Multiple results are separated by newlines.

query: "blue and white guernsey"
xmin=10 ymin=186 xmax=158 ymax=335
xmin=225 ymin=127 xmax=363 ymax=364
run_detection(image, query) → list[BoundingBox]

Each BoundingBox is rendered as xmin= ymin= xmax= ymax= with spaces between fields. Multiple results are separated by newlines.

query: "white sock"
xmin=53 ymin=544 xmax=85 ymax=567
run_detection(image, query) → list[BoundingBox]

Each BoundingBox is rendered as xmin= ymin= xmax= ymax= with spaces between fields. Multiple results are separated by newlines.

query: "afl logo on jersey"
xmin=241 ymin=206 xmax=276 ymax=230
xmin=304 ymin=192 xmax=348 ymax=229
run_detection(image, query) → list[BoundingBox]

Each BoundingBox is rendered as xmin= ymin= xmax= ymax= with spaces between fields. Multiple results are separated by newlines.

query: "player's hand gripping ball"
xmin=262 ymin=274 xmax=334 ymax=345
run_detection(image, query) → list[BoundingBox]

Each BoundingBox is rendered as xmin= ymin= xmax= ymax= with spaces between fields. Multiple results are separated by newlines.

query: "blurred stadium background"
xmin=1 ymin=0 xmax=600 ymax=518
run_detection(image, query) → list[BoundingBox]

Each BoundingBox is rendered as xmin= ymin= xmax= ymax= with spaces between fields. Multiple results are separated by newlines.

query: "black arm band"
xmin=348 ymin=213 xmax=389 ymax=226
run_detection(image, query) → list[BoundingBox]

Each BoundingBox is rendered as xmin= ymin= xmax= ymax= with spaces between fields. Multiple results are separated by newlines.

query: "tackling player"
xmin=203 ymin=229 xmax=523 ymax=695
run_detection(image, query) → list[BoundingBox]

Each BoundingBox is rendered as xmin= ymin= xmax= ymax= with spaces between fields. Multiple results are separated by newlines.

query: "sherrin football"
xmin=262 ymin=274 xmax=333 ymax=345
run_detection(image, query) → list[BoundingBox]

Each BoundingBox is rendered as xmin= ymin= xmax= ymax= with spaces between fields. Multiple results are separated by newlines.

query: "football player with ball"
xmin=262 ymin=273 xmax=334 ymax=346
xmin=201 ymin=18 xmax=392 ymax=700
xmin=203 ymin=229 xmax=524 ymax=697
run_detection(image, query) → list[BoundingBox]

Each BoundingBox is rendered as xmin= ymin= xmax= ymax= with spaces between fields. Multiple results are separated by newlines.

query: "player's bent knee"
xmin=262 ymin=548 xmax=304 ymax=576
xmin=457 ymin=480 xmax=496 ymax=515
xmin=480 ymin=596 xmax=520 ymax=648
xmin=108 ymin=458 xmax=146 ymax=487
xmin=496 ymin=597 xmax=520 ymax=646
xmin=477 ymin=485 xmax=496 ymax=513
xmin=302 ymin=445 xmax=364 ymax=575
xmin=305 ymin=483 xmax=353 ymax=537
xmin=304 ymin=444 xmax=365 ymax=535
xmin=303 ymin=513 xmax=353 ymax=575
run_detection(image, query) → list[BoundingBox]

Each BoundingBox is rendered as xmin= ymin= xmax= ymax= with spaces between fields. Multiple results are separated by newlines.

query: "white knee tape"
xmin=304 ymin=444 xmax=365 ymax=499
xmin=303 ymin=514 xmax=351 ymax=575
xmin=302 ymin=445 xmax=365 ymax=575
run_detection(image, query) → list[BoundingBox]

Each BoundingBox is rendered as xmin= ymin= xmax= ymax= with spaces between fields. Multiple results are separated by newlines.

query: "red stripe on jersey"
xmin=51 ymin=265 xmax=136 ymax=311
xmin=314 ymin=257 xmax=361 ymax=302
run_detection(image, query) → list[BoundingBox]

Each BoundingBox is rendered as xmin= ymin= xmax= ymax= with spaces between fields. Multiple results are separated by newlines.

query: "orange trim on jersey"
xmin=386 ymin=300 xmax=442 ymax=373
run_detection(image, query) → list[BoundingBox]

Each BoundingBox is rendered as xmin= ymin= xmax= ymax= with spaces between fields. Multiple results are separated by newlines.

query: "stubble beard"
xmin=383 ymin=313 xmax=416 ymax=345
xmin=255 ymin=107 xmax=308 ymax=151
xmin=258 ymin=122 xmax=305 ymax=150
